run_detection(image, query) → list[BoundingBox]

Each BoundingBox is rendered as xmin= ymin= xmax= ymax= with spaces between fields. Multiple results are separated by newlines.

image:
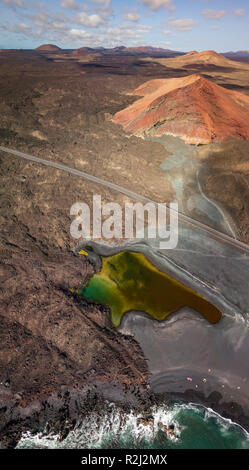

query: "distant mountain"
xmin=112 ymin=46 xmax=126 ymax=51
xmin=113 ymin=74 xmax=249 ymax=144
xmin=33 ymin=44 xmax=183 ymax=57
xmin=102 ymin=46 xmax=184 ymax=57
xmin=71 ymin=47 xmax=100 ymax=61
xmin=172 ymin=50 xmax=239 ymax=67
xmin=151 ymin=49 xmax=249 ymax=71
xmin=223 ymin=50 xmax=249 ymax=58
xmin=35 ymin=44 xmax=61 ymax=52
xmin=125 ymin=46 xmax=172 ymax=53
xmin=72 ymin=47 xmax=91 ymax=56
xmin=0 ymin=49 xmax=21 ymax=52
xmin=222 ymin=51 xmax=249 ymax=63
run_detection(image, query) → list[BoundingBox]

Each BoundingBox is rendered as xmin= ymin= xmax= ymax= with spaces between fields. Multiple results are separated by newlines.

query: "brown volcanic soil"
xmin=0 ymin=148 xmax=152 ymax=444
xmin=113 ymin=74 xmax=249 ymax=143
xmin=72 ymin=47 xmax=92 ymax=56
xmin=35 ymin=44 xmax=62 ymax=52
xmin=150 ymin=50 xmax=249 ymax=70
xmin=199 ymin=139 xmax=249 ymax=243
xmin=0 ymin=50 xmax=249 ymax=444
xmin=0 ymin=51 xmax=175 ymax=445
xmin=145 ymin=50 xmax=249 ymax=96
xmin=173 ymin=50 xmax=244 ymax=68
xmin=0 ymin=52 xmax=173 ymax=202
xmin=72 ymin=47 xmax=100 ymax=63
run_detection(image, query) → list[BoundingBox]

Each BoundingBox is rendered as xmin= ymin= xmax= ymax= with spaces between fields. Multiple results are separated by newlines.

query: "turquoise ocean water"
xmin=17 ymin=402 xmax=249 ymax=450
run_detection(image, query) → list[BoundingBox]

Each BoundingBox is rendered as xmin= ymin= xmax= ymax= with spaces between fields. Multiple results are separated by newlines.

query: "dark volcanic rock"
xmin=0 ymin=49 xmax=249 ymax=447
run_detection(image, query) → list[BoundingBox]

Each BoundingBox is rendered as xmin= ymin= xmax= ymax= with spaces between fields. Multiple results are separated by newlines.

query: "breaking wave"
xmin=16 ymin=401 xmax=249 ymax=450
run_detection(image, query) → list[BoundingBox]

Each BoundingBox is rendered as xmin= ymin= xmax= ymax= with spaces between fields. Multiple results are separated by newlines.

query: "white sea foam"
xmin=16 ymin=401 xmax=249 ymax=449
xmin=188 ymin=402 xmax=249 ymax=439
xmin=16 ymin=402 xmax=181 ymax=449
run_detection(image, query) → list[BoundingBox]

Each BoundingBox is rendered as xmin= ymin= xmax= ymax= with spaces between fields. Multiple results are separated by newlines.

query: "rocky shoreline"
xmin=1 ymin=377 xmax=248 ymax=448
xmin=1 ymin=243 xmax=248 ymax=448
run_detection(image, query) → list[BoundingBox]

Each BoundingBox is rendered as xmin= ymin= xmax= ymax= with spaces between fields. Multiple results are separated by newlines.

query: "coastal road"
xmin=1 ymin=144 xmax=249 ymax=255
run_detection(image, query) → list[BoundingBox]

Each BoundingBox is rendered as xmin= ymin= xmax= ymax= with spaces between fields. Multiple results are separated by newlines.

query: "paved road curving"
xmin=1 ymin=144 xmax=249 ymax=254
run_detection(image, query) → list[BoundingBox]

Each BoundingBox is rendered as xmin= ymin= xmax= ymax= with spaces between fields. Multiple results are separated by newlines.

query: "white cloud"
xmin=28 ymin=10 xmax=69 ymax=38
xmin=139 ymin=0 xmax=175 ymax=12
xmin=0 ymin=22 xmax=32 ymax=36
xmin=30 ymin=11 xmax=49 ymax=29
xmin=169 ymin=18 xmax=198 ymax=31
xmin=123 ymin=7 xmax=140 ymax=23
xmin=233 ymin=9 xmax=245 ymax=16
xmin=136 ymin=24 xmax=152 ymax=33
xmin=60 ymin=0 xmax=79 ymax=10
xmin=162 ymin=29 xmax=171 ymax=35
xmin=105 ymin=27 xmax=140 ymax=41
xmin=16 ymin=22 xmax=30 ymax=30
xmin=91 ymin=1 xmax=114 ymax=22
xmin=114 ymin=23 xmax=151 ymax=33
xmin=1 ymin=0 xmax=24 ymax=7
xmin=89 ymin=0 xmax=111 ymax=7
xmin=1 ymin=10 xmax=154 ymax=49
xmin=105 ymin=24 xmax=151 ymax=36
xmin=81 ymin=3 xmax=90 ymax=12
xmin=67 ymin=28 xmax=92 ymax=39
xmin=49 ymin=21 xmax=68 ymax=32
xmin=74 ymin=12 xmax=105 ymax=27
xmin=50 ymin=27 xmax=98 ymax=46
xmin=202 ymin=9 xmax=227 ymax=21
xmin=101 ymin=22 xmax=152 ymax=46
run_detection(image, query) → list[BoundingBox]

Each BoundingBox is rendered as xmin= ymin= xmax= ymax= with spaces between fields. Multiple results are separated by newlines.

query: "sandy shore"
xmin=120 ymin=309 xmax=248 ymax=425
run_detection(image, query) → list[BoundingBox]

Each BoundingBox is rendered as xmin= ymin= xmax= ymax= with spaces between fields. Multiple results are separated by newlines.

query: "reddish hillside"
xmin=153 ymin=49 xmax=248 ymax=70
xmin=72 ymin=48 xmax=100 ymax=61
xmin=35 ymin=44 xmax=61 ymax=51
xmin=113 ymin=74 xmax=249 ymax=144
xmin=181 ymin=50 xmax=235 ymax=66
xmin=72 ymin=47 xmax=90 ymax=56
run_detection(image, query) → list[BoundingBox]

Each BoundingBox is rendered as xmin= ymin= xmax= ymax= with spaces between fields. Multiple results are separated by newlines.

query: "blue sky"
xmin=0 ymin=0 xmax=248 ymax=51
